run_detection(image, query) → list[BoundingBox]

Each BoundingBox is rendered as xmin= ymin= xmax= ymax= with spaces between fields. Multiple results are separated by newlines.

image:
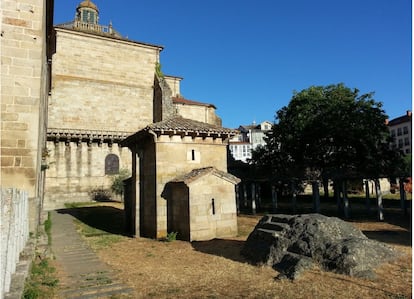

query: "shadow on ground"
xmin=191 ymin=239 xmax=248 ymax=263
xmin=362 ymin=230 xmax=412 ymax=247
xmin=56 ymin=204 xmax=129 ymax=236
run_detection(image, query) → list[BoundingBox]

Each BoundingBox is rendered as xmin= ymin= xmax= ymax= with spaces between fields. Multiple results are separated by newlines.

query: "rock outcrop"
xmin=241 ymin=214 xmax=397 ymax=280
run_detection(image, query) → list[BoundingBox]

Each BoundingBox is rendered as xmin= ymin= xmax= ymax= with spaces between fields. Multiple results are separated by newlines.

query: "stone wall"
xmin=48 ymin=28 xmax=162 ymax=132
xmin=153 ymin=75 xmax=175 ymax=123
xmin=143 ymin=135 xmax=228 ymax=238
xmin=44 ymin=141 xmax=131 ymax=210
xmin=188 ymin=175 xmax=237 ymax=241
xmin=164 ymin=76 xmax=181 ymax=97
xmin=174 ymin=103 xmax=222 ymax=126
xmin=1 ymin=0 xmax=51 ymax=230
xmin=45 ymin=28 xmax=164 ymax=209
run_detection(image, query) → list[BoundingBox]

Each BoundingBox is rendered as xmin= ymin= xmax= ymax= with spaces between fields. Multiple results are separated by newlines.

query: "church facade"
xmin=44 ymin=1 xmax=227 ymax=210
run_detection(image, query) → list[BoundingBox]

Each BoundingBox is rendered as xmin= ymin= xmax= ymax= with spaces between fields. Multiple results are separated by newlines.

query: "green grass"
xmin=23 ymin=257 xmax=58 ymax=299
xmin=23 ymin=211 xmax=59 ymax=298
xmin=74 ymin=218 xmax=125 ymax=250
xmin=44 ymin=212 xmax=52 ymax=245
xmin=64 ymin=201 xmax=100 ymax=209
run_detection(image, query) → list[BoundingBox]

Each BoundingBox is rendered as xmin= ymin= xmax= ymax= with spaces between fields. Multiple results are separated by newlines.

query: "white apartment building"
xmin=388 ymin=111 xmax=412 ymax=155
xmin=229 ymin=121 xmax=272 ymax=162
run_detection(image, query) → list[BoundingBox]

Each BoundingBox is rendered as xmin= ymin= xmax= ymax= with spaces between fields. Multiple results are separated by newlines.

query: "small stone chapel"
xmin=121 ymin=116 xmax=240 ymax=241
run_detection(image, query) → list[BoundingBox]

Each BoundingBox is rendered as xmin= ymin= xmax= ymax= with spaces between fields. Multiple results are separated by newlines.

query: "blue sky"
xmin=54 ymin=0 xmax=412 ymax=128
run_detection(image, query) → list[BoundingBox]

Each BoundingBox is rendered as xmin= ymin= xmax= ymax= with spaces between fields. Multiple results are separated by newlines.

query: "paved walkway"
xmin=51 ymin=210 xmax=133 ymax=299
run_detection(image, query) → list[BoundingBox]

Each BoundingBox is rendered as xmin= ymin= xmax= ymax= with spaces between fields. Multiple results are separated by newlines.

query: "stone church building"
xmin=43 ymin=1 xmax=239 ymax=239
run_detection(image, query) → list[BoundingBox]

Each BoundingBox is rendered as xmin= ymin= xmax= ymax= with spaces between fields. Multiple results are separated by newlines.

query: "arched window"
xmin=105 ymin=154 xmax=119 ymax=175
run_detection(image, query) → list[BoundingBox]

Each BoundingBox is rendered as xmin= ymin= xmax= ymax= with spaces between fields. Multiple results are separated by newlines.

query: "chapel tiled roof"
xmin=172 ymin=97 xmax=216 ymax=109
xmin=170 ymin=167 xmax=240 ymax=185
xmin=121 ymin=116 xmax=238 ymax=147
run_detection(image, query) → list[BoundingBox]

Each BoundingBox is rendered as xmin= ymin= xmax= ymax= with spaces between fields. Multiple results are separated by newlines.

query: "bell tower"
xmin=75 ymin=0 xmax=99 ymax=25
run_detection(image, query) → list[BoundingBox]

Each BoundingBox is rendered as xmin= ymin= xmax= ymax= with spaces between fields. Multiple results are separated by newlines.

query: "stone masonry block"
xmin=1 ymin=139 xmax=17 ymax=147
xmin=2 ymin=122 xmax=29 ymax=131
xmin=14 ymin=97 xmax=37 ymax=106
xmin=3 ymin=17 xmax=29 ymax=27
xmin=1 ymin=130 xmax=29 ymax=140
xmin=1 ymin=148 xmax=31 ymax=156
xmin=17 ymin=140 xmax=26 ymax=148
xmin=1 ymin=112 xmax=19 ymax=121
xmin=6 ymin=105 xmax=33 ymax=113
xmin=21 ymin=156 xmax=34 ymax=167
xmin=1 ymin=156 xmax=14 ymax=167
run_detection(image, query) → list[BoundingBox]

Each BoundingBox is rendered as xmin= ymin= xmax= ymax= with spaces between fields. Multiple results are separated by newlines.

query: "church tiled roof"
xmin=146 ymin=116 xmax=235 ymax=135
xmin=172 ymin=97 xmax=216 ymax=109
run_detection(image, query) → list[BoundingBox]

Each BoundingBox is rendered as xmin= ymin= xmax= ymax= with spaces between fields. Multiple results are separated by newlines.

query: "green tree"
xmin=251 ymin=83 xmax=404 ymax=183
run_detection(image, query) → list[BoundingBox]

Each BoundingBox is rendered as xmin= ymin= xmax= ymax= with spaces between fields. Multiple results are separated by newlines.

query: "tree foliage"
xmin=251 ymin=83 xmax=404 ymax=181
xmin=111 ymin=168 xmax=131 ymax=196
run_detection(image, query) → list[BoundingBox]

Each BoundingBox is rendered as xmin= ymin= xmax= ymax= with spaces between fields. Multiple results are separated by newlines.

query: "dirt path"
xmin=51 ymin=210 xmax=133 ymax=298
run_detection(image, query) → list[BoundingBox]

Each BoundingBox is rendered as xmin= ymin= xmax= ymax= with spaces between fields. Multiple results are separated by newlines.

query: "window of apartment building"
xmin=404 ymin=137 xmax=410 ymax=146
xmin=406 ymin=148 xmax=411 ymax=154
xmin=391 ymin=129 xmax=396 ymax=137
xmin=403 ymin=126 xmax=409 ymax=134
xmin=398 ymin=139 xmax=404 ymax=148
xmin=397 ymin=128 xmax=402 ymax=136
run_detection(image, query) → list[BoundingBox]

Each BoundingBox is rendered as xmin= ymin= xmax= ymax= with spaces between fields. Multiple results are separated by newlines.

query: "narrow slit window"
xmin=212 ymin=198 xmax=215 ymax=215
xmin=191 ymin=149 xmax=195 ymax=161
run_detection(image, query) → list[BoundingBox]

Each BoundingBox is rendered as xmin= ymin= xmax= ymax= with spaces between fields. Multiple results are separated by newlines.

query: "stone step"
xmin=268 ymin=214 xmax=293 ymax=224
xmin=257 ymin=228 xmax=282 ymax=237
xmin=260 ymin=222 xmax=289 ymax=232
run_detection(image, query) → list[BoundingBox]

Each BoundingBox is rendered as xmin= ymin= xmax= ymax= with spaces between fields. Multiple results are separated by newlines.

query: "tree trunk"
xmin=323 ymin=178 xmax=329 ymax=200
xmin=335 ymin=180 xmax=342 ymax=216
xmin=342 ymin=180 xmax=349 ymax=219
xmin=243 ymin=184 xmax=248 ymax=209
xmin=375 ymin=179 xmax=384 ymax=221
xmin=291 ymin=181 xmax=297 ymax=214
xmin=312 ymin=181 xmax=320 ymax=213
xmin=271 ymin=185 xmax=278 ymax=213
xmin=365 ymin=180 xmax=370 ymax=213
xmin=251 ymin=183 xmax=256 ymax=215
xmin=256 ymin=184 xmax=261 ymax=210
xmin=399 ymin=178 xmax=407 ymax=215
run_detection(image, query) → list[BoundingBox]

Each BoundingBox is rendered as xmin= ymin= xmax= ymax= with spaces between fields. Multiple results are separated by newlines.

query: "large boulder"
xmin=241 ymin=214 xmax=397 ymax=280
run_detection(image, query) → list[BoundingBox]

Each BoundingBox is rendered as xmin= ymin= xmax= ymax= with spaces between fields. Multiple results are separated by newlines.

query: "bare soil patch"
xmin=68 ymin=201 xmax=411 ymax=298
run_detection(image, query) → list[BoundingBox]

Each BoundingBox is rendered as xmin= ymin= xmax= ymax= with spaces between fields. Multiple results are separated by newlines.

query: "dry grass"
xmin=69 ymin=201 xmax=411 ymax=299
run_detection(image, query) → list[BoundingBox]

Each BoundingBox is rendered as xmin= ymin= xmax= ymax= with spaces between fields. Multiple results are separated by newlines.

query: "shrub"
xmin=110 ymin=168 xmax=131 ymax=197
xmin=89 ymin=188 xmax=112 ymax=202
xmin=165 ymin=232 xmax=178 ymax=242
